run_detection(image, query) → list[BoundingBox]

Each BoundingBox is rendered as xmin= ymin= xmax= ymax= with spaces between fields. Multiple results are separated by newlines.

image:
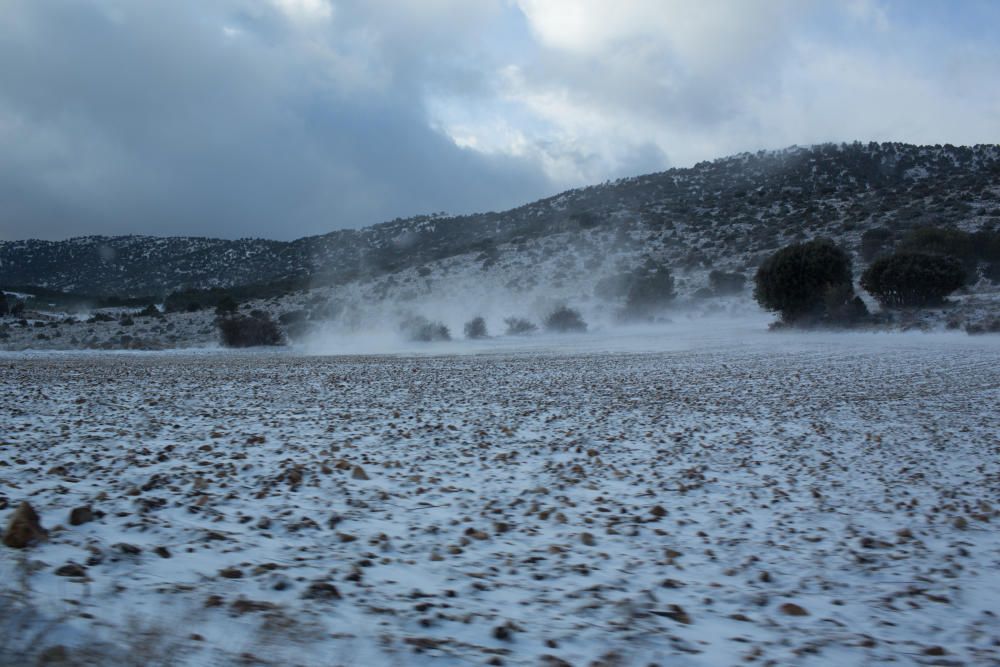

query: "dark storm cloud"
xmin=0 ymin=0 xmax=549 ymax=240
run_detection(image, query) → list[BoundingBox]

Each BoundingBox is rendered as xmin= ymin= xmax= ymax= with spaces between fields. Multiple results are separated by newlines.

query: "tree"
xmin=503 ymin=317 xmax=537 ymax=336
xmin=217 ymin=313 xmax=284 ymax=347
xmin=753 ymin=239 xmax=853 ymax=323
xmin=860 ymin=252 xmax=965 ymax=307
xmin=623 ymin=260 xmax=676 ymax=316
xmin=464 ymin=317 xmax=488 ymax=339
xmin=544 ymin=306 xmax=587 ymax=333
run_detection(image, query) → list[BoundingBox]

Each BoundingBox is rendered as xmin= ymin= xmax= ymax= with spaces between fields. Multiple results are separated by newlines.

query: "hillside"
xmin=3 ymin=142 xmax=998 ymax=300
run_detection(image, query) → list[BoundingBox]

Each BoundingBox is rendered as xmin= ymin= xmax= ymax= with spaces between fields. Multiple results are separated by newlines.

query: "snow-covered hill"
xmin=3 ymin=142 xmax=998 ymax=299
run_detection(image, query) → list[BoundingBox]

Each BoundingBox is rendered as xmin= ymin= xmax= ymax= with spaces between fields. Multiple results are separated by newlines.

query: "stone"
xmin=54 ymin=562 xmax=87 ymax=577
xmin=778 ymin=602 xmax=809 ymax=616
xmin=351 ymin=466 xmax=369 ymax=480
xmin=303 ymin=581 xmax=341 ymax=600
xmin=3 ymin=501 xmax=47 ymax=548
xmin=69 ymin=506 xmax=94 ymax=526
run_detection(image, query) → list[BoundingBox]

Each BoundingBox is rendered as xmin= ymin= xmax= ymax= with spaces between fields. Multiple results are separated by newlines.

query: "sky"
xmin=1 ymin=0 xmax=998 ymax=241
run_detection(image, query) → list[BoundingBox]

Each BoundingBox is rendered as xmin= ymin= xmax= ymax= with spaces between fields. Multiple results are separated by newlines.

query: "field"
xmin=2 ymin=326 xmax=999 ymax=666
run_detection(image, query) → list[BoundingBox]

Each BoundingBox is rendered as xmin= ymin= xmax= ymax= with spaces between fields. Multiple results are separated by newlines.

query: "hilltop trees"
xmin=754 ymin=239 xmax=859 ymax=324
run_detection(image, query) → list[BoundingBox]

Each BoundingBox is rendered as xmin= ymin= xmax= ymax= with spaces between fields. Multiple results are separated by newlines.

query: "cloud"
xmin=0 ymin=0 xmax=997 ymax=241
xmin=0 ymin=0 xmax=545 ymax=240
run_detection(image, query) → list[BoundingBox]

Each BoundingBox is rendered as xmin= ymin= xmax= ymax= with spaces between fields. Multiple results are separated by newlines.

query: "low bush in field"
xmin=400 ymin=315 xmax=450 ymax=342
xmin=504 ymin=317 xmax=537 ymax=336
xmin=217 ymin=313 xmax=284 ymax=347
xmin=464 ymin=316 xmax=488 ymax=339
xmin=544 ymin=306 xmax=587 ymax=333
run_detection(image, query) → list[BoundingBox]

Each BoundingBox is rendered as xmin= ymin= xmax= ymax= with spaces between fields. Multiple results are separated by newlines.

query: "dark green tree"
xmin=860 ymin=252 xmax=965 ymax=307
xmin=753 ymin=239 xmax=853 ymax=323
xmin=464 ymin=316 xmax=488 ymax=339
xmin=624 ymin=261 xmax=676 ymax=315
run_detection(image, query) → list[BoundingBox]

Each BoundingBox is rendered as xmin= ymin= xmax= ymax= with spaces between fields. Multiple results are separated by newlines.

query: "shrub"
xmin=137 ymin=304 xmax=161 ymax=318
xmin=544 ymin=306 xmax=587 ymax=333
xmin=400 ymin=315 xmax=450 ymax=342
xmin=708 ymin=270 xmax=746 ymax=296
xmin=464 ymin=316 xmax=488 ymax=339
xmin=753 ymin=239 xmax=853 ymax=323
xmin=624 ymin=262 xmax=675 ymax=314
xmin=504 ymin=317 xmax=537 ymax=336
xmin=860 ymin=252 xmax=965 ymax=307
xmin=217 ymin=313 xmax=284 ymax=347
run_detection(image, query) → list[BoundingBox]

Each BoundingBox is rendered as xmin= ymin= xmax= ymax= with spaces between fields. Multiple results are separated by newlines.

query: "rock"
xmin=113 ymin=543 xmax=142 ymax=555
xmin=662 ymin=604 xmax=692 ymax=624
xmin=69 ymin=506 xmax=94 ymax=526
xmin=219 ymin=567 xmax=244 ymax=579
xmin=54 ymin=562 xmax=87 ymax=577
xmin=351 ymin=465 xmax=369 ymax=480
xmin=153 ymin=546 xmax=171 ymax=559
xmin=650 ymin=505 xmax=668 ymax=518
xmin=231 ymin=598 xmax=277 ymax=614
xmin=778 ymin=602 xmax=809 ymax=616
xmin=580 ymin=532 xmax=596 ymax=546
xmin=3 ymin=501 xmax=47 ymax=548
xmin=303 ymin=581 xmax=341 ymax=600
xmin=923 ymin=646 xmax=946 ymax=656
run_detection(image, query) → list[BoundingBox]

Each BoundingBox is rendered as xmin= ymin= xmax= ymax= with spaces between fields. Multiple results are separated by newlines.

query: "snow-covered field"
xmin=2 ymin=327 xmax=999 ymax=666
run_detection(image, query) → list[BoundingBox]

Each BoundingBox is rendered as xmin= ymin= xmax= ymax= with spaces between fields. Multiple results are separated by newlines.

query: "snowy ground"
xmin=1 ymin=326 xmax=999 ymax=666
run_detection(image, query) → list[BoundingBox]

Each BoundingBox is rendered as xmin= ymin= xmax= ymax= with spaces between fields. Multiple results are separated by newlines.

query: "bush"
xmin=753 ymin=239 xmax=853 ymax=323
xmin=708 ymin=270 xmax=746 ymax=296
xmin=623 ymin=261 xmax=675 ymax=314
xmin=400 ymin=315 xmax=450 ymax=342
xmin=464 ymin=316 xmax=488 ymax=339
xmin=504 ymin=317 xmax=537 ymax=336
xmin=217 ymin=313 xmax=284 ymax=347
xmin=544 ymin=306 xmax=587 ymax=333
xmin=860 ymin=252 xmax=965 ymax=307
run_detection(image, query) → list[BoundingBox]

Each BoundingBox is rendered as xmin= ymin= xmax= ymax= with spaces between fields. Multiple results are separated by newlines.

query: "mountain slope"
xmin=2 ymin=142 xmax=998 ymax=298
